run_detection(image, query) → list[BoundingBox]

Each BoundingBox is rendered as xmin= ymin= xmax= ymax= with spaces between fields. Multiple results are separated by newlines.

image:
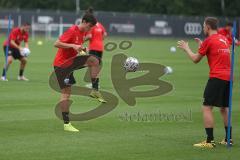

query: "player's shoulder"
xmin=212 ymin=33 xmax=228 ymax=42
xmin=11 ymin=27 xmax=20 ymax=33
xmin=207 ymin=34 xmax=227 ymax=45
xmin=96 ymin=22 xmax=105 ymax=29
xmin=96 ymin=22 xmax=102 ymax=26
xmin=218 ymin=27 xmax=224 ymax=31
xmin=217 ymin=34 xmax=229 ymax=44
xmin=208 ymin=33 xmax=222 ymax=40
xmin=217 ymin=33 xmax=227 ymax=39
xmin=201 ymin=34 xmax=218 ymax=45
xmin=202 ymin=35 xmax=212 ymax=44
xmin=63 ymin=25 xmax=79 ymax=35
xmin=64 ymin=25 xmax=77 ymax=33
xmin=68 ymin=25 xmax=78 ymax=31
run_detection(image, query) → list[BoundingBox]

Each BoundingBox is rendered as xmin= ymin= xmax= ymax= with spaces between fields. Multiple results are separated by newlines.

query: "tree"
xmin=0 ymin=0 xmax=239 ymax=16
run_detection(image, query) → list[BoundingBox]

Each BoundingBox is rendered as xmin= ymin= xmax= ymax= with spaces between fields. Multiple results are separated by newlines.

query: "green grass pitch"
xmin=0 ymin=36 xmax=240 ymax=160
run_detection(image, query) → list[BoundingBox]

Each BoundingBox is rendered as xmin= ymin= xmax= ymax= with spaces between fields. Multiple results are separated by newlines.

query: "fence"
xmin=0 ymin=9 xmax=238 ymax=40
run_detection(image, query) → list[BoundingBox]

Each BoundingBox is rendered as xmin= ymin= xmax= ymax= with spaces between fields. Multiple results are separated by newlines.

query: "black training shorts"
xmin=3 ymin=46 xmax=23 ymax=60
xmin=54 ymin=66 xmax=76 ymax=89
xmin=203 ymin=78 xmax=230 ymax=107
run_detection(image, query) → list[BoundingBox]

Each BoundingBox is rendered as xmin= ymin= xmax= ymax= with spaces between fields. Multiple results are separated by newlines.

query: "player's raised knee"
xmin=88 ymin=56 xmax=99 ymax=66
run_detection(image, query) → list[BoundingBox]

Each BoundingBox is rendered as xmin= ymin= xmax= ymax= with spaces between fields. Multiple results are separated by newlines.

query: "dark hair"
xmin=82 ymin=13 xmax=97 ymax=26
xmin=85 ymin=7 xmax=94 ymax=14
xmin=204 ymin=17 xmax=219 ymax=30
xmin=226 ymin=21 xmax=233 ymax=27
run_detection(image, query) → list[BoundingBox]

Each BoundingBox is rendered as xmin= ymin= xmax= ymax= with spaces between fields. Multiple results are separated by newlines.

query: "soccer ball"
xmin=37 ymin=41 xmax=43 ymax=46
xmin=20 ymin=48 xmax=31 ymax=57
xmin=164 ymin=66 xmax=173 ymax=74
xmin=170 ymin=46 xmax=176 ymax=52
xmin=123 ymin=57 xmax=139 ymax=72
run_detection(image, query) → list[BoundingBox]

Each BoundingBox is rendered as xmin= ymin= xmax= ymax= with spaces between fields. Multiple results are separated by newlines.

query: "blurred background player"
xmin=84 ymin=7 xmax=107 ymax=103
xmin=1 ymin=22 xmax=31 ymax=81
xmin=53 ymin=13 xmax=99 ymax=132
xmin=218 ymin=21 xmax=240 ymax=46
xmin=177 ymin=17 xmax=232 ymax=148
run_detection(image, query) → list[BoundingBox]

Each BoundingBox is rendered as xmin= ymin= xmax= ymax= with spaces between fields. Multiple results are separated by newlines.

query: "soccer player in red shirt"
xmin=1 ymin=23 xmax=31 ymax=81
xmin=84 ymin=7 xmax=107 ymax=103
xmin=218 ymin=22 xmax=240 ymax=46
xmin=177 ymin=17 xmax=232 ymax=148
xmin=53 ymin=13 xmax=99 ymax=132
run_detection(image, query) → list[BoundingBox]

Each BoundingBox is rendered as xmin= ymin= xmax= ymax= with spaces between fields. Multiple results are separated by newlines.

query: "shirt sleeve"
xmin=59 ymin=27 xmax=74 ymax=43
xmin=198 ymin=39 xmax=209 ymax=56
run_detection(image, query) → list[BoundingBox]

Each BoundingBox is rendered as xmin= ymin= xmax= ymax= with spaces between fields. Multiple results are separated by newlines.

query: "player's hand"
xmin=72 ymin=44 xmax=83 ymax=52
xmin=84 ymin=34 xmax=92 ymax=41
xmin=177 ymin=40 xmax=190 ymax=51
xmin=194 ymin=38 xmax=202 ymax=46
xmin=19 ymin=47 xmax=23 ymax=52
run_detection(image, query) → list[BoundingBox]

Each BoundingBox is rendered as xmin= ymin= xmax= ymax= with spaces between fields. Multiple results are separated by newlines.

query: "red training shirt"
xmin=87 ymin=22 xmax=106 ymax=52
xmin=198 ymin=33 xmax=231 ymax=81
xmin=53 ymin=25 xmax=86 ymax=68
xmin=3 ymin=27 xmax=28 ymax=48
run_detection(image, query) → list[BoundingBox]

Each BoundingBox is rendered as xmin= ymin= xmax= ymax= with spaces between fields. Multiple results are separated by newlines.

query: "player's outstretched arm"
xmin=177 ymin=40 xmax=203 ymax=64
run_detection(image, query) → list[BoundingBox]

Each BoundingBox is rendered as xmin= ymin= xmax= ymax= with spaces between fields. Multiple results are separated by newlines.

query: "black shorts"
xmin=54 ymin=66 xmax=76 ymax=89
xmin=3 ymin=46 xmax=23 ymax=60
xmin=89 ymin=50 xmax=102 ymax=64
xmin=203 ymin=78 xmax=230 ymax=107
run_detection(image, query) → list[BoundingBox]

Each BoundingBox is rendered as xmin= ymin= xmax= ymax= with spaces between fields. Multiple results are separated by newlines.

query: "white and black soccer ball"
xmin=164 ymin=66 xmax=173 ymax=74
xmin=20 ymin=48 xmax=31 ymax=57
xmin=123 ymin=57 xmax=139 ymax=72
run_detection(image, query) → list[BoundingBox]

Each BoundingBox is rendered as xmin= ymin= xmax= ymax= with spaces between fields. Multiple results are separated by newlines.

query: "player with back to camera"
xmin=177 ymin=17 xmax=232 ymax=148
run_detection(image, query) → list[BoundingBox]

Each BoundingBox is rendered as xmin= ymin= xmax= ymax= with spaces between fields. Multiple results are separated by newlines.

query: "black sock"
xmin=62 ymin=112 xmax=70 ymax=124
xmin=19 ymin=69 xmax=24 ymax=76
xmin=205 ymin=128 xmax=214 ymax=142
xmin=91 ymin=78 xmax=99 ymax=91
xmin=2 ymin=68 xmax=6 ymax=77
xmin=225 ymin=126 xmax=232 ymax=141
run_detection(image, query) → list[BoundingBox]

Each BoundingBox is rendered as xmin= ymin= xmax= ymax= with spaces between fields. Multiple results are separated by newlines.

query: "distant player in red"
xmin=87 ymin=22 xmax=107 ymax=55
xmin=1 ymin=23 xmax=31 ymax=81
xmin=84 ymin=7 xmax=107 ymax=103
xmin=218 ymin=22 xmax=240 ymax=46
xmin=178 ymin=17 xmax=232 ymax=148
xmin=53 ymin=13 xmax=100 ymax=132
